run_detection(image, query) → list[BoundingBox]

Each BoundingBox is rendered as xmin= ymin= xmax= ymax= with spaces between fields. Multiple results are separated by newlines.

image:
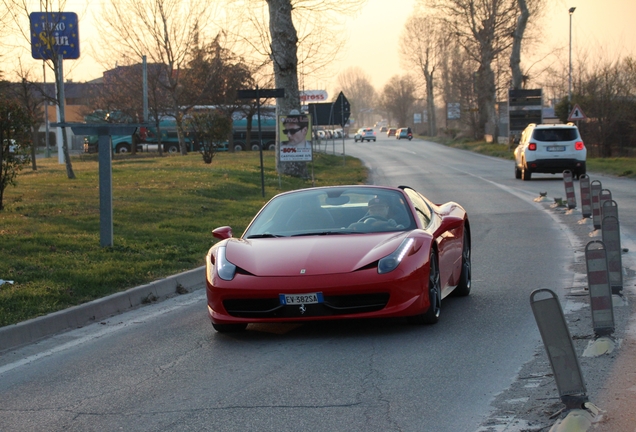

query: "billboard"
xmin=279 ymin=114 xmax=313 ymax=162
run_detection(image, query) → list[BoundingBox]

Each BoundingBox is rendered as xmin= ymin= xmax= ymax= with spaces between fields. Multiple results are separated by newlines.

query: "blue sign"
xmin=30 ymin=12 xmax=79 ymax=60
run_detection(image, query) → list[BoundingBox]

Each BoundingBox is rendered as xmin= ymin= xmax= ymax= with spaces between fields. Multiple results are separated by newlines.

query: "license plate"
xmin=279 ymin=292 xmax=324 ymax=305
xmin=546 ymin=145 xmax=565 ymax=152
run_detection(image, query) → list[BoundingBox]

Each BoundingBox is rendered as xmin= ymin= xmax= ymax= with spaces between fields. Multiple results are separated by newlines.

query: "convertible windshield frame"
xmin=242 ymin=186 xmax=417 ymax=238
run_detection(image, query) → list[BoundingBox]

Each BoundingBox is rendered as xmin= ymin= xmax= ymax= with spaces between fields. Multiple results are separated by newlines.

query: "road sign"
xmin=30 ymin=12 xmax=80 ymax=60
xmin=332 ymin=92 xmax=350 ymax=127
xmin=568 ymin=104 xmax=587 ymax=121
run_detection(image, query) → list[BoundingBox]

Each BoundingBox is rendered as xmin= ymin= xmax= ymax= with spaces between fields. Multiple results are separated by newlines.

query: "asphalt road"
xmin=0 ymin=136 xmax=634 ymax=431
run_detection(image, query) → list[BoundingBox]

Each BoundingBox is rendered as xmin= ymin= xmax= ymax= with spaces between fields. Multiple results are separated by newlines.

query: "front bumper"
xmin=206 ymin=269 xmax=426 ymax=325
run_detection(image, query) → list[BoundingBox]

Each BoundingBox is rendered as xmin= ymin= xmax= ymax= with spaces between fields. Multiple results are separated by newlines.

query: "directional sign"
xmin=568 ymin=104 xmax=587 ymax=121
xmin=332 ymin=91 xmax=351 ymax=127
xmin=30 ymin=12 xmax=79 ymax=60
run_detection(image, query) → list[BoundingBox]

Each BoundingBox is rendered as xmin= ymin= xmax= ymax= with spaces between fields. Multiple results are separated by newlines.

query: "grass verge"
xmin=0 ymin=151 xmax=367 ymax=327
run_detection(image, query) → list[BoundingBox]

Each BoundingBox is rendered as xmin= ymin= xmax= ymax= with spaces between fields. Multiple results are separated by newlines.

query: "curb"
xmin=0 ymin=266 xmax=206 ymax=354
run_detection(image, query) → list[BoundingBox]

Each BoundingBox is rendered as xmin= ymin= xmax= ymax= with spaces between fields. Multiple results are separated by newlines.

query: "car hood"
xmin=224 ymin=232 xmax=412 ymax=277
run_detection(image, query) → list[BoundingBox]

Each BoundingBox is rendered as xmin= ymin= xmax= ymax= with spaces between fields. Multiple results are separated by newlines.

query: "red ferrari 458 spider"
xmin=206 ymin=185 xmax=471 ymax=332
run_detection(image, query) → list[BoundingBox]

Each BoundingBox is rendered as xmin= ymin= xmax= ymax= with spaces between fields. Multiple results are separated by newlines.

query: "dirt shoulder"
xmin=477 ymin=199 xmax=636 ymax=431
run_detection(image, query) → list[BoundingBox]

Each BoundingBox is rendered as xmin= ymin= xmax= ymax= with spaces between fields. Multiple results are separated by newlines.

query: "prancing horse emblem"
xmin=299 ymin=304 xmax=306 ymax=314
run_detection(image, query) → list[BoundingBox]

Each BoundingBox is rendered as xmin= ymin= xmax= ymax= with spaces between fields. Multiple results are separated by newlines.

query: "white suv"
xmin=514 ymin=123 xmax=586 ymax=180
xmin=354 ymin=128 xmax=376 ymax=142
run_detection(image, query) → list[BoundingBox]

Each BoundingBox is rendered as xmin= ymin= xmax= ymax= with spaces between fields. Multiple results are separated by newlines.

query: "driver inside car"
xmin=366 ymin=197 xmax=391 ymax=220
xmin=349 ymin=197 xmax=403 ymax=229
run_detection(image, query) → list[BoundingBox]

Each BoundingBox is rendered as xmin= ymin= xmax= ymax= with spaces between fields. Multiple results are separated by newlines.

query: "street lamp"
xmin=569 ymin=7 xmax=576 ymax=113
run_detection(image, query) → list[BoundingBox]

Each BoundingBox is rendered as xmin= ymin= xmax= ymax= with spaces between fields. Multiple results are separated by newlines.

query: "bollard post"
xmin=601 ymin=215 xmax=623 ymax=295
xmin=563 ymin=170 xmax=577 ymax=209
xmin=585 ymin=241 xmax=615 ymax=336
xmin=579 ymin=174 xmax=591 ymax=218
xmin=599 ymin=189 xmax=612 ymax=218
xmin=530 ymin=289 xmax=588 ymax=410
xmin=602 ymin=199 xmax=619 ymax=221
xmin=590 ymin=180 xmax=602 ymax=229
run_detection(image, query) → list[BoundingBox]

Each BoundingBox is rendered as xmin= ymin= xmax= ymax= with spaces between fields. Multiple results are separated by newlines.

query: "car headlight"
xmin=378 ymin=238 xmax=415 ymax=274
xmin=216 ymin=246 xmax=237 ymax=281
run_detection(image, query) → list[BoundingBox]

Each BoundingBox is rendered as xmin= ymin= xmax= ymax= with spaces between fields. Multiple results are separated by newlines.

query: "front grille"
xmin=223 ymin=293 xmax=390 ymax=318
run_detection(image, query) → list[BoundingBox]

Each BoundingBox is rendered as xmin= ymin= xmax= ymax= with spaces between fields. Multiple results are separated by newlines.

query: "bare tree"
xmin=8 ymin=65 xmax=45 ymax=170
xmin=97 ymin=0 xmax=218 ymax=155
xmin=436 ymin=42 xmax=481 ymax=138
xmin=425 ymin=0 xmax=519 ymax=138
xmin=510 ymin=0 xmax=530 ymax=89
xmin=400 ymin=14 xmax=449 ymax=136
xmin=228 ymin=0 xmax=365 ymax=177
xmin=336 ymin=67 xmax=377 ymax=129
xmin=576 ymin=57 xmax=636 ymax=157
xmin=382 ymin=75 xmax=417 ymax=129
xmin=191 ymin=34 xmax=254 ymax=153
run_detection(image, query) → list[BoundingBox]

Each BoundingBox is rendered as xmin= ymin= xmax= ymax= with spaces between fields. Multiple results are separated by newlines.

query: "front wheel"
xmin=407 ymin=249 xmax=441 ymax=325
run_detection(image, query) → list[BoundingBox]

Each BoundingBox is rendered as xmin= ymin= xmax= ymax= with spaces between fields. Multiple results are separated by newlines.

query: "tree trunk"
xmin=30 ymin=127 xmax=38 ymax=171
xmin=425 ymin=71 xmax=437 ymax=136
xmin=477 ymin=47 xmax=499 ymax=140
xmin=54 ymin=57 xmax=75 ymax=179
xmin=510 ymin=0 xmax=530 ymax=89
xmin=267 ymin=0 xmax=307 ymax=178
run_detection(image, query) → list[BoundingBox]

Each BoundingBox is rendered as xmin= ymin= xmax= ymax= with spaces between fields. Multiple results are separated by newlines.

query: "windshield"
xmin=243 ymin=187 xmax=416 ymax=238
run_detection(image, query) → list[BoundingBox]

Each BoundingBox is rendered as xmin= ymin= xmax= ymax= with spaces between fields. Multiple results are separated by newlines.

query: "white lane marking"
xmin=0 ymin=292 xmax=204 ymax=375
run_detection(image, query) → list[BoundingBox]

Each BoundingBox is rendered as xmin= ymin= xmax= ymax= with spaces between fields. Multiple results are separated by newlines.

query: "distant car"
xmin=205 ymin=184 xmax=471 ymax=332
xmin=396 ymin=128 xmax=412 ymax=140
xmin=380 ymin=126 xmax=388 ymax=132
xmin=354 ymin=128 xmax=376 ymax=142
xmin=387 ymin=128 xmax=397 ymax=137
xmin=514 ymin=123 xmax=586 ymax=180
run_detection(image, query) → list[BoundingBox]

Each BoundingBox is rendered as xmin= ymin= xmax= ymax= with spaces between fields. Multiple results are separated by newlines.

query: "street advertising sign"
xmin=279 ymin=114 xmax=313 ymax=162
xmin=300 ymin=90 xmax=328 ymax=103
xmin=447 ymin=102 xmax=461 ymax=120
xmin=508 ymin=89 xmax=542 ymax=137
xmin=30 ymin=12 xmax=80 ymax=60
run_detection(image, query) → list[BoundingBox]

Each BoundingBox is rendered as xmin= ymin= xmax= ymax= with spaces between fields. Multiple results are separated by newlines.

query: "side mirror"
xmin=212 ymin=226 xmax=233 ymax=240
